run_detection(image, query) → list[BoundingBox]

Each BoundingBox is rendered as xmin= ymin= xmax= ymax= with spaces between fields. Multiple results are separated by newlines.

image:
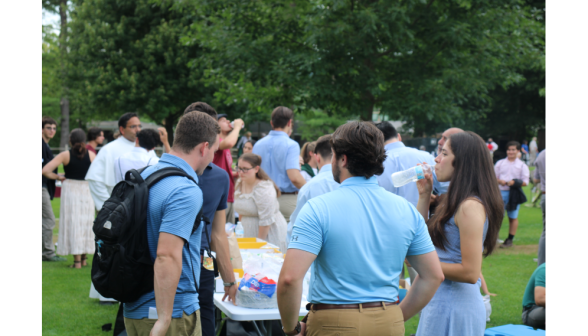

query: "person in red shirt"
xmin=86 ymin=127 xmax=105 ymax=154
xmin=214 ymin=114 xmax=244 ymax=224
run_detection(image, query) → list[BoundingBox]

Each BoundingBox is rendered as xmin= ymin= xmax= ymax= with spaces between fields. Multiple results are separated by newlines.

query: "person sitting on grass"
xmin=522 ymin=263 xmax=546 ymax=330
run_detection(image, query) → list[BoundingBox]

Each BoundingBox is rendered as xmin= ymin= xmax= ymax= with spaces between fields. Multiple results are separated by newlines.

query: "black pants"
xmin=200 ymin=263 xmax=216 ymax=336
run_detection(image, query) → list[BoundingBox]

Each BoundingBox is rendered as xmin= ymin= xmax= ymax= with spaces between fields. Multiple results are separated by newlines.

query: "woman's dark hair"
xmin=238 ymin=153 xmax=281 ymax=197
xmin=300 ymin=141 xmax=316 ymax=164
xmin=87 ymin=127 xmax=103 ymax=141
xmin=330 ymin=121 xmax=386 ymax=178
xmin=69 ymin=128 xmax=87 ymax=160
xmin=245 ymin=140 xmax=255 ymax=147
xmin=427 ymin=131 xmax=504 ymax=257
xmin=506 ymin=141 xmax=521 ymax=151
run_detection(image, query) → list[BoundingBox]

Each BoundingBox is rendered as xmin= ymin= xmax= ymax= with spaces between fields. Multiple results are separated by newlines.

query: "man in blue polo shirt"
xmin=123 ymin=112 xmax=220 ymax=336
xmin=252 ymin=106 xmax=306 ymax=222
xmin=277 ymin=121 xmax=444 ymax=336
xmin=375 ymin=121 xmax=436 ymax=207
xmin=183 ymin=102 xmax=238 ymax=336
xmin=287 ymin=134 xmax=339 ymax=242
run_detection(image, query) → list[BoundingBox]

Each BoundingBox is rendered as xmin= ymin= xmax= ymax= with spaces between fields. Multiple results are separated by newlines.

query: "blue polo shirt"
xmin=252 ymin=130 xmax=301 ymax=193
xmin=289 ymin=176 xmax=435 ymax=304
xmin=287 ymin=164 xmax=340 ymax=242
xmin=124 ymin=154 xmax=204 ymax=319
xmin=199 ymin=163 xmax=229 ymax=253
xmin=377 ymin=142 xmax=436 ymax=207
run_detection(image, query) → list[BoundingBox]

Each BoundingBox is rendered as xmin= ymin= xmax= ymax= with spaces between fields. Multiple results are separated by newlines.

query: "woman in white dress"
xmin=42 ymin=129 xmax=96 ymax=268
xmin=233 ymin=153 xmax=288 ymax=253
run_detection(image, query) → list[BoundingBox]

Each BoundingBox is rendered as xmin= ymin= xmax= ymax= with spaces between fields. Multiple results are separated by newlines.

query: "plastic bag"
xmin=225 ymin=223 xmax=236 ymax=236
xmin=483 ymin=294 xmax=492 ymax=322
xmin=236 ymin=253 xmax=284 ymax=309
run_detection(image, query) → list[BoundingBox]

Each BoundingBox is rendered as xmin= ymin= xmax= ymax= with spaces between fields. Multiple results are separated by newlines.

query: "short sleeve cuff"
xmin=287 ymin=242 xmax=320 ymax=256
xmin=406 ymin=245 xmax=436 ymax=256
xmin=258 ymin=216 xmax=275 ymax=227
xmin=159 ymin=227 xmax=191 ymax=242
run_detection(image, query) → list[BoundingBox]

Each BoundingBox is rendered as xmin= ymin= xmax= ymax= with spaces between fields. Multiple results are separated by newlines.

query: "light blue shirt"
xmin=289 ymin=176 xmax=435 ymax=304
xmin=287 ymin=164 xmax=340 ymax=242
xmin=377 ymin=142 xmax=436 ymax=207
xmin=252 ymin=130 xmax=301 ymax=193
xmin=124 ymin=154 xmax=204 ymax=319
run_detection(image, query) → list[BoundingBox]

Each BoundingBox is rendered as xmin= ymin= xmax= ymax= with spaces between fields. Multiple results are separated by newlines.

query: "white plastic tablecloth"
xmin=213 ymin=293 xmax=308 ymax=321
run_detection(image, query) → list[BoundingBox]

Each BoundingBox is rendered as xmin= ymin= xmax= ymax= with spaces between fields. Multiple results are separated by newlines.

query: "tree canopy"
xmin=54 ymin=0 xmax=545 ymax=143
xmin=176 ymin=0 xmax=544 ymax=137
xmin=67 ymin=0 xmax=243 ymax=140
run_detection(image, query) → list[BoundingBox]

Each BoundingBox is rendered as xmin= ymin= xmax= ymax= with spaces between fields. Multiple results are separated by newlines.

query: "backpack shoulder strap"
xmin=144 ymin=167 xmax=197 ymax=188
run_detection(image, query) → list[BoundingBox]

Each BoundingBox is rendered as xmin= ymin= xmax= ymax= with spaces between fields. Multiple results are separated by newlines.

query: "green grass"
xmin=43 ymin=255 xmax=119 ymax=336
xmin=46 ymin=183 xmax=543 ymax=336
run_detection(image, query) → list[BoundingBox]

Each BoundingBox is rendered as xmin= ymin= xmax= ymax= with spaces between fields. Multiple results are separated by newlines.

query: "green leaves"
xmin=177 ymin=0 xmax=544 ymax=136
xmin=68 ymin=0 xmax=226 ymax=131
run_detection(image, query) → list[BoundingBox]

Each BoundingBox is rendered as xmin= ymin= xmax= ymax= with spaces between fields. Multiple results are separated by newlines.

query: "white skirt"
xmin=57 ymin=179 xmax=96 ymax=255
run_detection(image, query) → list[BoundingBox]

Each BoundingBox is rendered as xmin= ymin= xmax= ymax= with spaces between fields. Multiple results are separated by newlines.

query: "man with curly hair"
xmin=277 ymin=121 xmax=444 ymax=336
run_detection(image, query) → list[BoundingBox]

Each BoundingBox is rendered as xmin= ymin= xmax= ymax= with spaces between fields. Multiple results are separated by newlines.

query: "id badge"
xmin=203 ymin=250 xmax=214 ymax=271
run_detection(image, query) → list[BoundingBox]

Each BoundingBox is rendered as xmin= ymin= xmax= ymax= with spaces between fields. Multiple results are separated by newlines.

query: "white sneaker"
xmin=497 ymin=239 xmax=504 ymax=243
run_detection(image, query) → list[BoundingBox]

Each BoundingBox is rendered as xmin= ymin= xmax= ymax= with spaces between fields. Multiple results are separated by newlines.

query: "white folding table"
xmin=213 ymin=293 xmax=308 ymax=336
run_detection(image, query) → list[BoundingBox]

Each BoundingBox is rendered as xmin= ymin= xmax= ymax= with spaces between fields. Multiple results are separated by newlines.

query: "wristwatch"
xmin=282 ymin=321 xmax=301 ymax=336
xmin=223 ymin=281 xmax=237 ymax=287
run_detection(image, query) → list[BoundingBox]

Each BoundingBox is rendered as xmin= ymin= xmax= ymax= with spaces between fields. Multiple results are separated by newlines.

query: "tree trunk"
xmin=361 ymin=99 xmax=375 ymax=121
xmin=165 ymin=115 xmax=176 ymax=146
xmin=58 ymin=0 xmax=70 ymax=149
xmin=59 ymin=98 xmax=70 ymax=147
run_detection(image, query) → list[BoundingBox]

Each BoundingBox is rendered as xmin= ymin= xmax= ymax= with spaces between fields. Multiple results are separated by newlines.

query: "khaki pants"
xmin=306 ymin=304 xmax=404 ymax=336
xmin=124 ymin=311 xmax=201 ymax=336
xmin=278 ymin=194 xmax=297 ymax=222
xmin=42 ymin=187 xmax=57 ymax=260
xmin=225 ymin=202 xmax=235 ymax=224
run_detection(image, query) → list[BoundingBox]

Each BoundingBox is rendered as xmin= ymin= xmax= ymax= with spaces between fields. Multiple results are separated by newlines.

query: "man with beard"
xmin=277 ymin=121 xmax=444 ymax=336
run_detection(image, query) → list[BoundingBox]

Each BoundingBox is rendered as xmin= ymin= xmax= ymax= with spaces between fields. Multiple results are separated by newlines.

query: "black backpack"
xmin=91 ymin=167 xmax=204 ymax=303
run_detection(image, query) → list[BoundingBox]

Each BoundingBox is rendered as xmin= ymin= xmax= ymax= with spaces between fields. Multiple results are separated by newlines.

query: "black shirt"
xmin=42 ymin=139 xmax=57 ymax=199
xmin=64 ymin=149 xmax=92 ymax=180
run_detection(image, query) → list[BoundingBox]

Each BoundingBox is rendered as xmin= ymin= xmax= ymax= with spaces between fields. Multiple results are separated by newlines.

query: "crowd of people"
xmin=41 ymin=105 xmax=546 ymax=336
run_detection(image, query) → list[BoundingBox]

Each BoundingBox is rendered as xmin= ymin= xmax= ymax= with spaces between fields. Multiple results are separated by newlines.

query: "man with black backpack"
xmin=121 ymin=112 xmax=220 ymax=336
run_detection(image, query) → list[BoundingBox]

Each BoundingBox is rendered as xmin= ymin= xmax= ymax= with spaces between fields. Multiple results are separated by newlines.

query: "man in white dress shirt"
xmin=85 ymin=113 xmax=163 ymax=211
xmin=114 ymin=128 xmax=161 ymax=183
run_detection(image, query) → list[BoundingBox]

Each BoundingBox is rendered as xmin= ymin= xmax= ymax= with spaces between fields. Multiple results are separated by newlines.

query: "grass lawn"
xmin=45 ymin=182 xmax=543 ymax=335
xmin=43 ymin=255 xmax=119 ymax=336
